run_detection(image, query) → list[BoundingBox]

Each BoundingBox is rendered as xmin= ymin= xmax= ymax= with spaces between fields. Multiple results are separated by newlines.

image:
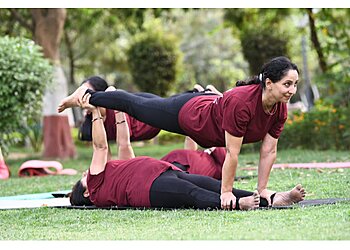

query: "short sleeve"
xmin=222 ymin=95 xmax=251 ymax=137
xmin=87 ymin=170 xmax=105 ymax=200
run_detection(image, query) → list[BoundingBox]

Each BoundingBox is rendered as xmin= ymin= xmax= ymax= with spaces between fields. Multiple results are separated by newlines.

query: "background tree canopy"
xmin=0 ymin=8 xmax=349 ymax=152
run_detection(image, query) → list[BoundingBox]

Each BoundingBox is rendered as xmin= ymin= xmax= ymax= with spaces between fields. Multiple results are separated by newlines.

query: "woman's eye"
xmin=284 ymin=83 xmax=291 ymax=87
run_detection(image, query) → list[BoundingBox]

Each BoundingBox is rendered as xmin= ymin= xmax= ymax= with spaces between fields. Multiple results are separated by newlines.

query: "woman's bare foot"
xmin=259 ymin=189 xmax=276 ymax=206
xmin=57 ymin=85 xmax=88 ymax=113
xmin=193 ymin=84 xmax=204 ymax=92
xmin=272 ymin=184 xmax=306 ymax=207
xmin=238 ymin=191 xmax=260 ymax=210
xmin=205 ymin=84 xmax=223 ymax=96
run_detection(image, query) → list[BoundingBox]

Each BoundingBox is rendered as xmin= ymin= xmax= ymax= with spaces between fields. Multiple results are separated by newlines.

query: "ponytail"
xmin=236 ymin=75 xmax=263 ymax=88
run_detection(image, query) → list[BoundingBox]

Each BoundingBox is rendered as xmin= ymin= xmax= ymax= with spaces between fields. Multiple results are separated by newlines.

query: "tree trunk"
xmin=306 ymin=8 xmax=328 ymax=73
xmin=31 ymin=9 xmax=76 ymax=159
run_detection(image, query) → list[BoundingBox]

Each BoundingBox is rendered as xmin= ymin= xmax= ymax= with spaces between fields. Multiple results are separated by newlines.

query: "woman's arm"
xmin=115 ymin=111 xmax=135 ymax=160
xmin=257 ymin=133 xmax=278 ymax=204
xmin=220 ymin=131 xmax=243 ymax=209
xmin=80 ymin=94 xmax=108 ymax=175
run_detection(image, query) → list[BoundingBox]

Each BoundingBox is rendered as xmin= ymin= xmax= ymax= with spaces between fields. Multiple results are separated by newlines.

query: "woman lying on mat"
xmin=69 ymin=92 xmax=305 ymax=210
xmin=60 ymin=56 xmax=305 ymax=209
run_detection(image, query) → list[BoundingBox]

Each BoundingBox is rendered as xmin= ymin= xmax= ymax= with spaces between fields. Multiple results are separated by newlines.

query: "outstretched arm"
xmin=115 ymin=111 xmax=135 ymax=160
xmin=257 ymin=133 xmax=278 ymax=205
xmin=220 ymin=131 xmax=243 ymax=210
xmin=80 ymin=94 xmax=108 ymax=175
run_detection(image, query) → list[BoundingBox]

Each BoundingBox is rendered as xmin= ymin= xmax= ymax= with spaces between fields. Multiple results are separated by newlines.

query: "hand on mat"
xmin=78 ymin=93 xmax=95 ymax=111
xmin=259 ymin=189 xmax=276 ymax=206
xmin=220 ymin=192 xmax=236 ymax=210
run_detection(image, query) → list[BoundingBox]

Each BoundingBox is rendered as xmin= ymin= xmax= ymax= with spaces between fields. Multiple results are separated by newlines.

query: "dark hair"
xmin=81 ymin=76 xmax=108 ymax=91
xmin=78 ymin=76 xmax=108 ymax=141
xmin=78 ymin=113 xmax=93 ymax=141
xmin=236 ymin=56 xmax=299 ymax=88
xmin=69 ymin=179 xmax=94 ymax=206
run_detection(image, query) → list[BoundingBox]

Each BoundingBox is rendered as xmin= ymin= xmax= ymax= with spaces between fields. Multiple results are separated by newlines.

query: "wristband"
xmin=92 ymin=117 xmax=103 ymax=122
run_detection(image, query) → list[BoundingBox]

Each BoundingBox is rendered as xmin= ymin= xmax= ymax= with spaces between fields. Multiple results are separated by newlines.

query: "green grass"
xmin=0 ymin=143 xmax=349 ymax=240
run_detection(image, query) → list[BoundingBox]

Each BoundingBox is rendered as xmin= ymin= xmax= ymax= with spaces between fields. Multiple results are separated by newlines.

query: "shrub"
xmin=240 ymin=27 xmax=289 ymax=75
xmin=0 ymin=36 xmax=53 ymax=155
xmin=127 ymin=20 xmax=182 ymax=96
xmin=279 ymin=101 xmax=350 ymax=150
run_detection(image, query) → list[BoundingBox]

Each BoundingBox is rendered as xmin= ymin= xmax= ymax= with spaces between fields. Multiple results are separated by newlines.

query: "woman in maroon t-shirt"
xmin=69 ymin=97 xmax=271 ymax=210
xmin=161 ymin=136 xmax=226 ymax=180
xmin=61 ymin=56 xmax=306 ymax=209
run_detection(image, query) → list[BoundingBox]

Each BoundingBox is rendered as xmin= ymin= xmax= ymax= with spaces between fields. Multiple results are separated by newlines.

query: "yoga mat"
xmin=241 ymin=162 xmax=350 ymax=171
xmin=0 ymin=190 xmax=70 ymax=201
xmin=0 ymin=198 xmax=71 ymax=210
xmin=52 ymin=198 xmax=350 ymax=211
xmin=259 ymin=198 xmax=350 ymax=210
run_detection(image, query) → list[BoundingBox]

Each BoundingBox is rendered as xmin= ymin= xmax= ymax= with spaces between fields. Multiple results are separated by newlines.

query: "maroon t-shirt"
xmin=87 ymin=156 xmax=181 ymax=207
xmin=178 ymin=84 xmax=287 ymax=147
xmin=161 ymin=147 xmax=226 ymax=180
xmin=104 ymin=109 xmax=161 ymax=142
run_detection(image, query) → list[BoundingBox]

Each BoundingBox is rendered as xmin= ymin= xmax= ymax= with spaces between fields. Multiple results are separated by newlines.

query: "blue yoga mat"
xmin=0 ymin=190 xmax=70 ymax=200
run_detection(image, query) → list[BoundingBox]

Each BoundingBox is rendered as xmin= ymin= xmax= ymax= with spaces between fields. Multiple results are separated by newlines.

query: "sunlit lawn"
xmin=0 ymin=142 xmax=349 ymax=240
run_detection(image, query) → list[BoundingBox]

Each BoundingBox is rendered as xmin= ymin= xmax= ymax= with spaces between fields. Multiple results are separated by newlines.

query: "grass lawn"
xmin=0 ymin=142 xmax=349 ymax=240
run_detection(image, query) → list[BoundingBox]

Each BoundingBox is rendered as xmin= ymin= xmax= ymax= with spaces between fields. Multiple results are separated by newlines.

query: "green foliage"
xmin=279 ymin=102 xmax=350 ymax=150
xmin=157 ymin=130 xmax=185 ymax=145
xmin=127 ymin=19 xmax=182 ymax=96
xmin=162 ymin=9 xmax=247 ymax=92
xmin=310 ymin=9 xmax=350 ymax=107
xmin=0 ymin=36 xmax=53 ymax=155
xmin=240 ymin=28 xmax=289 ymax=74
xmin=224 ymin=9 xmax=293 ymax=75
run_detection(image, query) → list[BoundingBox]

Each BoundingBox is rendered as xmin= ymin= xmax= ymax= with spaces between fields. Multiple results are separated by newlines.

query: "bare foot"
xmin=193 ymin=84 xmax=204 ymax=92
xmin=57 ymin=85 xmax=88 ymax=113
xmin=238 ymin=191 xmax=260 ymax=210
xmin=259 ymin=189 xmax=276 ymax=206
xmin=205 ymin=84 xmax=223 ymax=96
xmin=272 ymin=184 xmax=306 ymax=207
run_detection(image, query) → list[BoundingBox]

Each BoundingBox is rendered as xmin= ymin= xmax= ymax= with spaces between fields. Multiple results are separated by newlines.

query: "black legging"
xmin=149 ymin=169 xmax=268 ymax=210
xmin=86 ymin=89 xmax=216 ymax=135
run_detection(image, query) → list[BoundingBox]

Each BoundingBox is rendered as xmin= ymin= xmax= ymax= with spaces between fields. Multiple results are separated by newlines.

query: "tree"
xmin=6 ymin=8 xmax=76 ymax=158
xmin=162 ymin=9 xmax=247 ymax=92
xmin=240 ymin=28 xmax=289 ymax=75
xmin=224 ymin=9 xmax=293 ymax=74
xmin=61 ymin=9 xmax=166 ymax=91
xmin=305 ymin=8 xmax=350 ymax=107
xmin=127 ymin=19 xmax=181 ymax=96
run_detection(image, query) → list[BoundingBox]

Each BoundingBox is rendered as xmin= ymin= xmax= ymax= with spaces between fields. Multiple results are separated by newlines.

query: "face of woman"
xmin=268 ymin=69 xmax=299 ymax=103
